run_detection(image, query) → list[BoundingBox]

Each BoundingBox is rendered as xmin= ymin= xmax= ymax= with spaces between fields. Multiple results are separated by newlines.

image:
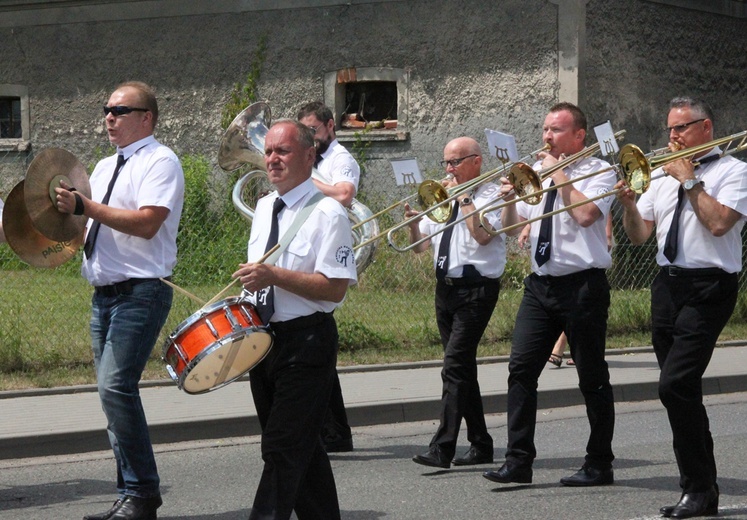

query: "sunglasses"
xmin=103 ymin=105 xmax=149 ymax=117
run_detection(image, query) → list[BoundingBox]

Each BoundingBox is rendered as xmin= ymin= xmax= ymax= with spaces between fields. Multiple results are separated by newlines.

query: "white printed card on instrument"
xmin=390 ymin=158 xmax=423 ymax=186
xmin=484 ymin=129 xmax=519 ymax=163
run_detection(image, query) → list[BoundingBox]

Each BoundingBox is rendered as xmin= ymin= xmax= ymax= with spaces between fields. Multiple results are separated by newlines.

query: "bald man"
xmin=406 ymin=137 xmax=507 ymax=469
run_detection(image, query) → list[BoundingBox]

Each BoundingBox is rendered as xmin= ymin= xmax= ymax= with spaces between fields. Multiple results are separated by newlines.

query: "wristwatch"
xmin=683 ymin=179 xmax=702 ymax=191
xmin=460 ymin=196 xmax=473 ymax=207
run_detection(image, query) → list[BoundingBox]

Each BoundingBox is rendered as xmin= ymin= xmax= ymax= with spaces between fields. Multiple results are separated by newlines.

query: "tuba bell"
xmin=218 ymin=102 xmax=379 ymax=275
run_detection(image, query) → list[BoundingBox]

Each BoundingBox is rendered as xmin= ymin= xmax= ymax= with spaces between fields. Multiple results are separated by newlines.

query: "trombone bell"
xmin=618 ymin=144 xmax=651 ymax=194
xmin=508 ymin=163 xmax=543 ymax=205
xmin=417 ymin=180 xmax=452 ymax=223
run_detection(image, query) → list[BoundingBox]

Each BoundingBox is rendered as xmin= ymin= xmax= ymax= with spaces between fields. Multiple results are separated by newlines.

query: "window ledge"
xmin=337 ymin=129 xmax=409 ymax=143
xmin=0 ymin=140 xmax=31 ymax=152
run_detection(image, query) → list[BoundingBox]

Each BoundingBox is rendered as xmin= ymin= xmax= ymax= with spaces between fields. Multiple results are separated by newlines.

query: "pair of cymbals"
xmin=2 ymin=148 xmax=90 ymax=268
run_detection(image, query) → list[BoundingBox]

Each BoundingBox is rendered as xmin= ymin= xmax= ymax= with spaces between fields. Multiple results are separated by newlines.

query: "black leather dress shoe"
xmin=483 ymin=462 xmax=533 ymax=484
xmin=412 ymin=446 xmax=451 ymax=469
xmin=660 ymin=485 xmax=719 ymax=518
xmin=559 ymin=465 xmax=613 ymax=486
xmin=452 ymin=446 xmax=493 ymax=466
xmin=109 ymin=495 xmax=163 ymax=520
xmin=84 ymin=498 xmax=124 ymax=520
xmin=668 ymin=487 xmax=719 ymax=518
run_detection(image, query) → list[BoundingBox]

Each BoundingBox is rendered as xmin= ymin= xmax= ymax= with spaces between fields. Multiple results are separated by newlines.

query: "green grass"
xmin=3 ymin=263 xmax=746 ymax=391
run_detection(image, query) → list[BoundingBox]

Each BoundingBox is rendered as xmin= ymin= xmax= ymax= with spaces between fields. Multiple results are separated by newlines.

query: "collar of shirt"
xmin=276 ymin=177 xmax=315 ymax=210
xmin=117 ymin=135 xmax=156 ymax=161
xmin=318 ymin=138 xmax=340 ymax=162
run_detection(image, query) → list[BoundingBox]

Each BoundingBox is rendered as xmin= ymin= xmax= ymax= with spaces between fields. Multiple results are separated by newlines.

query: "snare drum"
xmin=163 ymin=297 xmax=273 ymax=394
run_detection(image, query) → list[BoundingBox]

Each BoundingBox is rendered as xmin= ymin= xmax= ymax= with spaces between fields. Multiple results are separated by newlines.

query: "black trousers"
xmin=651 ymin=268 xmax=738 ymax=493
xmin=430 ymin=278 xmax=500 ymax=458
xmin=321 ymin=371 xmax=352 ymax=444
xmin=248 ymin=313 xmax=341 ymax=520
xmin=505 ymin=269 xmax=615 ymax=470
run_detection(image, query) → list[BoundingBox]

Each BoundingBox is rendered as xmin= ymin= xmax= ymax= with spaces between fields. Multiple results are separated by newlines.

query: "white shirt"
xmin=418 ymin=182 xmax=506 ymax=279
xmin=315 ymin=139 xmax=360 ymax=192
xmin=82 ymin=135 xmax=185 ymax=286
xmin=246 ymin=178 xmax=358 ymax=322
xmin=517 ymin=156 xmax=615 ymax=276
xmin=637 ymin=149 xmax=747 ymax=273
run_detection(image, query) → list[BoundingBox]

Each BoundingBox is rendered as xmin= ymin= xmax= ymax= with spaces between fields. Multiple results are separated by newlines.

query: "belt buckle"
xmin=443 ymin=277 xmax=455 ymax=286
xmin=666 ymin=266 xmax=679 ymax=277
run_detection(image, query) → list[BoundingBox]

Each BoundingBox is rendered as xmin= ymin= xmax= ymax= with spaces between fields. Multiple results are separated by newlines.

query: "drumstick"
xmin=159 ymin=277 xmax=206 ymax=306
xmin=203 ymin=243 xmax=280 ymax=308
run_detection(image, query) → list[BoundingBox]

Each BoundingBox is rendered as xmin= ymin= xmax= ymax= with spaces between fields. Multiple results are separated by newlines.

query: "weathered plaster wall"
xmin=1 ymin=0 xmax=745 ymax=201
xmin=584 ymin=0 xmax=747 ymax=151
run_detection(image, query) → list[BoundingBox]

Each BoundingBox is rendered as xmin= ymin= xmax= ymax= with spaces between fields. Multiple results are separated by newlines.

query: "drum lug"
xmin=239 ymin=304 xmax=258 ymax=327
xmin=206 ymin=318 xmax=220 ymax=339
xmin=224 ymin=307 xmax=242 ymax=331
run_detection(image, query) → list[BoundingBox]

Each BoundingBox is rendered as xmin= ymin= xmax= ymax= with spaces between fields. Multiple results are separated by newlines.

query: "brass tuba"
xmin=218 ymin=102 xmax=379 ymax=274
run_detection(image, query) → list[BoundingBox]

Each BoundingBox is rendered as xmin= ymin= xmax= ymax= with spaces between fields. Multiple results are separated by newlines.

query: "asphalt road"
xmin=2 ymin=394 xmax=747 ymax=520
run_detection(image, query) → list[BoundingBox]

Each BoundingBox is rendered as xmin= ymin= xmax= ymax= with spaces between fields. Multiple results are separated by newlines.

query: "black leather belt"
xmin=661 ymin=266 xmax=728 ymax=277
xmin=94 ymin=277 xmax=168 ymax=297
xmin=270 ymin=312 xmax=332 ymax=333
xmin=440 ymin=276 xmax=498 ymax=287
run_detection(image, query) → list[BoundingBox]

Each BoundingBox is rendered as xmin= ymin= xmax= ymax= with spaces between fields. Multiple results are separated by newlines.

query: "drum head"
xmin=182 ymin=329 xmax=273 ymax=394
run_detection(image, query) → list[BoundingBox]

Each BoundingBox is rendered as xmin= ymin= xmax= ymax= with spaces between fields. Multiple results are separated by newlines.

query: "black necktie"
xmin=534 ymin=180 xmax=557 ymax=267
xmin=257 ymin=197 xmax=286 ymax=322
xmin=662 ymin=154 xmax=718 ymax=263
xmin=663 ymin=185 xmax=685 ymax=263
xmin=315 ymin=153 xmax=323 ymax=168
xmin=435 ymin=201 xmax=460 ymax=281
xmin=84 ymin=154 xmax=127 ymax=259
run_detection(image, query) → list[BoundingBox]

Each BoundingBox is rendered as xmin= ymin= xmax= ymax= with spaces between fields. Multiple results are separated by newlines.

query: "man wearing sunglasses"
xmin=487 ymin=102 xmax=616 ymax=488
xmin=297 ymin=101 xmax=360 ymax=454
xmin=56 ymin=81 xmax=184 ymax=520
xmin=616 ymin=97 xmax=747 ymax=519
xmin=406 ymin=136 xmax=505 ymax=469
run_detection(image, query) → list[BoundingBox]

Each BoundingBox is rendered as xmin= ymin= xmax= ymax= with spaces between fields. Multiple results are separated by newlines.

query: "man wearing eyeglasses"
xmin=56 ymin=81 xmax=184 ymax=520
xmin=486 ymin=102 xmax=616 ymax=488
xmin=616 ymin=97 xmax=747 ymax=519
xmin=296 ymin=101 xmax=360 ymax=453
xmin=406 ymin=136 xmax=505 ymax=469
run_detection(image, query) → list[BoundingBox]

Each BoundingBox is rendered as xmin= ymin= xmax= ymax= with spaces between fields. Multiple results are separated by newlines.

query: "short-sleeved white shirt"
xmin=315 ymin=139 xmax=360 ymax=193
xmin=418 ymin=182 xmax=507 ymax=279
xmin=82 ymin=135 xmax=185 ymax=286
xmin=246 ymin=178 xmax=358 ymax=322
xmin=517 ymin=156 xmax=615 ymax=276
xmin=637 ymin=150 xmax=747 ymax=273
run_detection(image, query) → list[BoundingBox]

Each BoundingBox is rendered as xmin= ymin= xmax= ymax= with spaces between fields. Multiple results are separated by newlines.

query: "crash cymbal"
xmin=24 ymin=147 xmax=90 ymax=242
xmin=3 ymin=180 xmax=83 ymax=268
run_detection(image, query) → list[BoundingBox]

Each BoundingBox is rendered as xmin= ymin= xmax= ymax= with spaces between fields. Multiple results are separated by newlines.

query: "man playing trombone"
xmin=407 ymin=136 xmax=506 ymax=469
xmin=616 ymin=97 xmax=747 ymax=519
xmin=484 ymin=102 xmax=616 ymax=487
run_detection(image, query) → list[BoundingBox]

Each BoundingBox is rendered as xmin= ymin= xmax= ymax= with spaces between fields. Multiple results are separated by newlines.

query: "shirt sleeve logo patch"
xmin=336 ymin=246 xmax=355 ymax=267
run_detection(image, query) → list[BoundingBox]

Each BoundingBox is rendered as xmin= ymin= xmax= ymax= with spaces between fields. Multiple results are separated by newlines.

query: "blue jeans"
xmin=90 ymin=279 xmax=172 ymax=499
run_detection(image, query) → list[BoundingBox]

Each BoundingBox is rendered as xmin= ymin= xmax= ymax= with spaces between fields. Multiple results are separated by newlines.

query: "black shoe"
xmin=661 ymin=485 xmax=720 ymax=518
xmin=560 ymin=465 xmax=614 ymax=486
xmin=323 ymin=437 xmax=354 ymax=453
xmin=668 ymin=487 xmax=719 ymax=518
xmin=83 ymin=499 xmax=124 ymax=520
xmin=483 ymin=462 xmax=533 ymax=484
xmin=412 ymin=446 xmax=451 ymax=469
xmin=452 ymin=446 xmax=493 ymax=466
xmin=109 ymin=495 xmax=163 ymax=520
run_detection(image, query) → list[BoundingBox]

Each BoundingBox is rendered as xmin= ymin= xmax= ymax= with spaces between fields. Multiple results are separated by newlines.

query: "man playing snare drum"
xmin=233 ymin=119 xmax=357 ymax=520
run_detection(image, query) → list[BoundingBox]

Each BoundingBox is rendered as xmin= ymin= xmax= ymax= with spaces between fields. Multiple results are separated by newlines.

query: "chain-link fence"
xmin=1 ymin=146 xmax=746 ymax=378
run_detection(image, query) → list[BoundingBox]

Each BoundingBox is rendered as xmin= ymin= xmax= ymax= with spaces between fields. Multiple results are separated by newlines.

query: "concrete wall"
xmin=1 ymin=0 xmax=745 ymax=199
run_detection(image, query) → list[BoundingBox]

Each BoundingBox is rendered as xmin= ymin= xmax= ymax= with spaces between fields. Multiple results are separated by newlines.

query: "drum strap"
xmin=263 ymin=191 xmax=325 ymax=266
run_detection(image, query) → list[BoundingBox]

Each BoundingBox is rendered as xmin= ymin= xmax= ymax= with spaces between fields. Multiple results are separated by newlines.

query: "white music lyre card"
xmin=484 ymin=129 xmax=519 ymax=163
xmin=390 ymin=158 xmax=423 ymax=186
xmin=593 ymin=120 xmax=619 ymax=157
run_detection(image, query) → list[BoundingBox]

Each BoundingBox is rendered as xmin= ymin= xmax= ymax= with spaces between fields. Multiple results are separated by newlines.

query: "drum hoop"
xmin=163 ymin=296 xmax=256 ymax=356
xmin=178 ymin=328 xmax=274 ymax=394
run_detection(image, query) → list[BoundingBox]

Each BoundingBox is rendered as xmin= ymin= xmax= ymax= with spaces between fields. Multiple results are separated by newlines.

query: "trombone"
xmin=386 ymin=130 xmax=627 ymax=253
xmin=352 ymin=142 xmax=551 ymax=252
xmin=479 ymin=130 xmax=747 ymax=237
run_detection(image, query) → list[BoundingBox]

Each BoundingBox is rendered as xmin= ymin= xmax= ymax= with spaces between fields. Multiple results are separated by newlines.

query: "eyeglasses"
xmin=307 ymin=121 xmax=329 ymax=134
xmin=440 ymin=154 xmax=478 ymax=168
xmin=103 ymin=105 xmax=149 ymax=117
xmin=666 ymin=119 xmax=705 ymax=134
